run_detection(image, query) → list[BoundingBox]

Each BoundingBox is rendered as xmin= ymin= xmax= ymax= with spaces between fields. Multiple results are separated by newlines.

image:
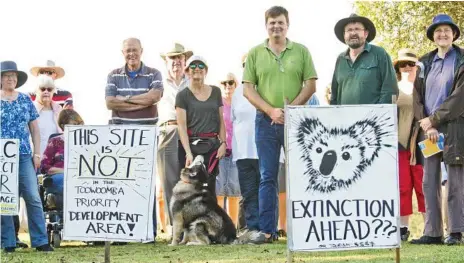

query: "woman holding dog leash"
xmin=176 ymin=55 xmax=227 ymax=198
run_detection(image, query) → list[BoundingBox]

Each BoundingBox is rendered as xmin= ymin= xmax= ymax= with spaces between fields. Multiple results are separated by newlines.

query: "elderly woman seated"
xmin=40 ymin=109 xmax=84 ymax=209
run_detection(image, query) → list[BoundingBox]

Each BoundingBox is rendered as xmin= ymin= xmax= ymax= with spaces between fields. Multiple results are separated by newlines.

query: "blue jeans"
xmin=236 ymin=159 xmax=260 ymax=231
xmin=1 ymin=155 xmax=48 ymax=248
xmin=216 ymin=155 xmax=241 ymax=196
xmin=255 ymin=112 xmax=284 ymax=235
xmin=44 ymin=173 xmax=64 ymax=195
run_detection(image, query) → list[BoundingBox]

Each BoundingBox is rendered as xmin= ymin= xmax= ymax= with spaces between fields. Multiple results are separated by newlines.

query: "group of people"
xmin=331 ymin=12 xmax=464 ymax=245
xmin=1 ymin=5 xmax=463 ymax=254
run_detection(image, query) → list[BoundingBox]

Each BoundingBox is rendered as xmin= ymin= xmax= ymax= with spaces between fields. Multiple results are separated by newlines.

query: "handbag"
xmin=189 ymin=137 xmax=220 ymax=155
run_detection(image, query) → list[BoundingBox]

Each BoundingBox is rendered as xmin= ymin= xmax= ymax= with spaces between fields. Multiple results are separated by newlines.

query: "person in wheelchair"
xmin=40 ymin=109 xmax=84 ymax=210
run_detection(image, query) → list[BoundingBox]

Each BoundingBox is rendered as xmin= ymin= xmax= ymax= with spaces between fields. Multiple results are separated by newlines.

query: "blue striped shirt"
xmin=105 ymin=62 xmax=163 ymax=124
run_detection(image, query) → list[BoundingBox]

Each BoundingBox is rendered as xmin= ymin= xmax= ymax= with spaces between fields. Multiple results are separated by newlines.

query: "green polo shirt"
xmin=331 ymin=43 xmax=398 ymax=105
xmin=243 ymin=39 xmax=317 ymax=108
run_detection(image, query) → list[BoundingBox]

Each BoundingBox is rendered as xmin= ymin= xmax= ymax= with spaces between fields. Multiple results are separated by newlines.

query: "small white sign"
xmin=0 ymin=139 xmax=19 ymax=215
xmin=286 ymin=105 xmax=400 ymax=251
xmin=63 ymin=125 xmax=157 ymax=242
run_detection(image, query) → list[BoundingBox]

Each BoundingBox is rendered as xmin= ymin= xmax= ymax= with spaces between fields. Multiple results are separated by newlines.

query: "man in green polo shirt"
xmin=331 ymin=14 xmax=398 ymax=105
xmin=242 ymin=5 xmax=317 ymax=243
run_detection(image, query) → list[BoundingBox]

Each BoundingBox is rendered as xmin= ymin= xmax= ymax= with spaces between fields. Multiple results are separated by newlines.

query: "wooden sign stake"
xmin=105 ymin=241 xmax=111 ymax=263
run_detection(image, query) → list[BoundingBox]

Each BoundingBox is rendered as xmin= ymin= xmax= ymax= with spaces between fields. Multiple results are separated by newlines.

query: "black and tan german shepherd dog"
xmin=170 ymin=156 xmax=236 ymax=245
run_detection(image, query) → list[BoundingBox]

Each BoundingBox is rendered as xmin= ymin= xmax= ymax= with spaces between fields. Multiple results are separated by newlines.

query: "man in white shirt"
xmin=157 ymin=43 xmax=192 ymax=233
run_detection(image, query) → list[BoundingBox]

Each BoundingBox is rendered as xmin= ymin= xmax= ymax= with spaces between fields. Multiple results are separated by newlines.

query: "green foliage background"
xmin=354 ymin=1 xmax=464 ymax=59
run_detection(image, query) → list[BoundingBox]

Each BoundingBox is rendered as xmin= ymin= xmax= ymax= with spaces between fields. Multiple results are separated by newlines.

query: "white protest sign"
xmin=63 ymin=125 xmax=157 ymax=242
xmin=286 ymin=105 xmax=400 ymax=251
xmin=0 ymin=139 xmax=19 ymax=215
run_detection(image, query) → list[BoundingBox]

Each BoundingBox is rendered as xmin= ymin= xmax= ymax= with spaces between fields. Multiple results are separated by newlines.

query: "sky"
xmin=1 ymin=0 xmax=354 ymax=125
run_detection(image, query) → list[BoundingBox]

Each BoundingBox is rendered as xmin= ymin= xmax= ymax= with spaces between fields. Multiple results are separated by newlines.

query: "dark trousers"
xmin=236 ymin=159 xmax=260 ymax=231
xmin=14 ymin=216 xmax=20 ymax=239
xmin=237 ymin=199 xmax=246 ymax=231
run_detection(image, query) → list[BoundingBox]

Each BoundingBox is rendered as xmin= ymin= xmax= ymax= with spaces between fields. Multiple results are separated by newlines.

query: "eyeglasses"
xmin=398 ymin=61 xmax=416 ymax=68
xmin=39 ymin=87 xmax=54 ymax=92
xmin=189 ymin=63 xmax=206 ymax=70
xmin=2 ymin=73 xmax=17 ymax=80
xmin=221 ymin=80 xmax=235 ymax=86
xmin=168 ymin=55 xmax=184 ymax=60
xmin=39 ymin=70 xmax=55 ymax=75
xmin=345 ymin=28 xmax=365 ymax=34
xmin=434 ymin=28 xmax=453 ymax=35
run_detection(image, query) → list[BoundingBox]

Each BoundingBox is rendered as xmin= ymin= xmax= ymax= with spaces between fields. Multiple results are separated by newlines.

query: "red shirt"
xmin=40 ymin=134 xmax=65 ymax=174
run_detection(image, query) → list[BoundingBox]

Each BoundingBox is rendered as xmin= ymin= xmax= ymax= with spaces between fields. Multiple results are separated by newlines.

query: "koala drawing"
xmin=296 ymin=114 xmax=394 ymax=193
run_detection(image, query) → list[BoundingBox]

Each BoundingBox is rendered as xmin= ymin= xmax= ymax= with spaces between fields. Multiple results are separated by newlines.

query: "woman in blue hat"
xmin=1 ymin=61 xmax=54 ymax=252
xmin=411 ymin=14 xmax=464 ymax=246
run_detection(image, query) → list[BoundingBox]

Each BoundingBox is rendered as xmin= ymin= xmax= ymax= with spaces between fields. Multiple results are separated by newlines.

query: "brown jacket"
xmin=412 ymin=45 xmax=464 ymax=165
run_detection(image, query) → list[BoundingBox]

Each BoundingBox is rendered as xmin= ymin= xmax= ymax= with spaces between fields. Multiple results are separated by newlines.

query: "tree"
xmin=354 ymin=1 xmax=464 ymax=58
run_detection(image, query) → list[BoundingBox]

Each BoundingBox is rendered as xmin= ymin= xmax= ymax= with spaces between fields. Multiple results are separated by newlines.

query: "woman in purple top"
xmin=411 ymin=14 xmax=464 ymax=246
xmin=0 ymin=61 xmax=53 ymax=253
xmin=216 ymin=73 xmax=241 ymax=227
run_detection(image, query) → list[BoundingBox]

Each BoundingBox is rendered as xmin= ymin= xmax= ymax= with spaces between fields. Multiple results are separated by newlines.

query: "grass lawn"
xmin=2 ymin=195 xmax=460 ymax=263
xmin=1 ymin=238 xmax=462 ymax=263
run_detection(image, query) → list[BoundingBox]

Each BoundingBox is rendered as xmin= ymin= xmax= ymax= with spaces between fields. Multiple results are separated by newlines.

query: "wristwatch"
xmin=33 ymin=154 xmax=41 ymax=159
xmin=219 ymin=139 xmax=227 ymax=147
xmin=125 ymin=95 xmax=132 ymax=102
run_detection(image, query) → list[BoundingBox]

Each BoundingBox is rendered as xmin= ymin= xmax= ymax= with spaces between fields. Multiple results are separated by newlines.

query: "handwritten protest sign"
xmin=63 ymin=125 xmax=157 ymax=242
xmin=286 ymin=105 xmax=399 ymax=251
xmin=0 ymin=139 xmax=19 ymax=215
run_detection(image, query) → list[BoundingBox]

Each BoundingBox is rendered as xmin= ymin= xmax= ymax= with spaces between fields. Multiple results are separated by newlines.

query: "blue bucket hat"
xmin=1 ymin=61 xmax=28 ymax=89
xmin=426 ymin=14 xmax=460 ymax=42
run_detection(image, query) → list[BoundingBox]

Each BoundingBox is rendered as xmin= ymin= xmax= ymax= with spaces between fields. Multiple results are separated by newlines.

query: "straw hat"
xmin=30 ymin=60 xmax=65 ymax=79
xmin=160 ymin=43 xmax=193 ymax=60
xmin=393 ymin=48 xmax=418 ymax=67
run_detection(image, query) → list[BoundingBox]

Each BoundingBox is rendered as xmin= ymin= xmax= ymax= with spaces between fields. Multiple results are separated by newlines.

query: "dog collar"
xmin=181 ymin=179 xmax=193 ymax=184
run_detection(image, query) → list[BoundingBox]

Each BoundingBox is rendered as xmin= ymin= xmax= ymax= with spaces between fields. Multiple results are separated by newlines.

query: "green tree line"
xmin=354 ymin=1 xmax=464 ymax=58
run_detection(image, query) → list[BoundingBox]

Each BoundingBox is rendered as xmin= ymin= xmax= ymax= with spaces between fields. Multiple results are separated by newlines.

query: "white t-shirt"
xmin=231 ymin=85 xmax=258 ymax=161
xmin=38 ymin=110 xmax=59 ymax=155
xmin=157 ymin=77 xmax=189 ymax=125
xmin=231 ymin=85 xmax=285 ymax=163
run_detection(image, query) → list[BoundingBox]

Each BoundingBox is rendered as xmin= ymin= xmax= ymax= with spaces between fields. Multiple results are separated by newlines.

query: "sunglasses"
xmin=221 ymin=80 xmax=235 ymax=86
xmin=39 ymin=70 xmax=56 ymax=75
xmin=40 ymin=87 xmax=54 ymax=92
xmin=398 ymin=61 xmax=416 ymax=68
xmin=189 ymin=63 xmax=206 ymax=70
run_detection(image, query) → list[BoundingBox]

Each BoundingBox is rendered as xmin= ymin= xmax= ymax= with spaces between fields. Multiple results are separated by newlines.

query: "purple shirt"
xmin=223 ymin=99 xmax=233 ymax=150
xmin=425 ymin=48 xmax=456 ymax=115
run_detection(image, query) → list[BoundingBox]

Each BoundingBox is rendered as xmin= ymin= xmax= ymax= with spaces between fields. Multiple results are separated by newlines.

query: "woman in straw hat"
xmin=1 ymin=61 xmax=54 ymax=253
xmin=393 ymin=49 xmax=425 ymax=241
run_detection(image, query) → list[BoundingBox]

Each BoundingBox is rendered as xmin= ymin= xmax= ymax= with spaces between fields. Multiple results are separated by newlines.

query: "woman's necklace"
xmin=1 ymin=91 xmax=16 ymax=101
